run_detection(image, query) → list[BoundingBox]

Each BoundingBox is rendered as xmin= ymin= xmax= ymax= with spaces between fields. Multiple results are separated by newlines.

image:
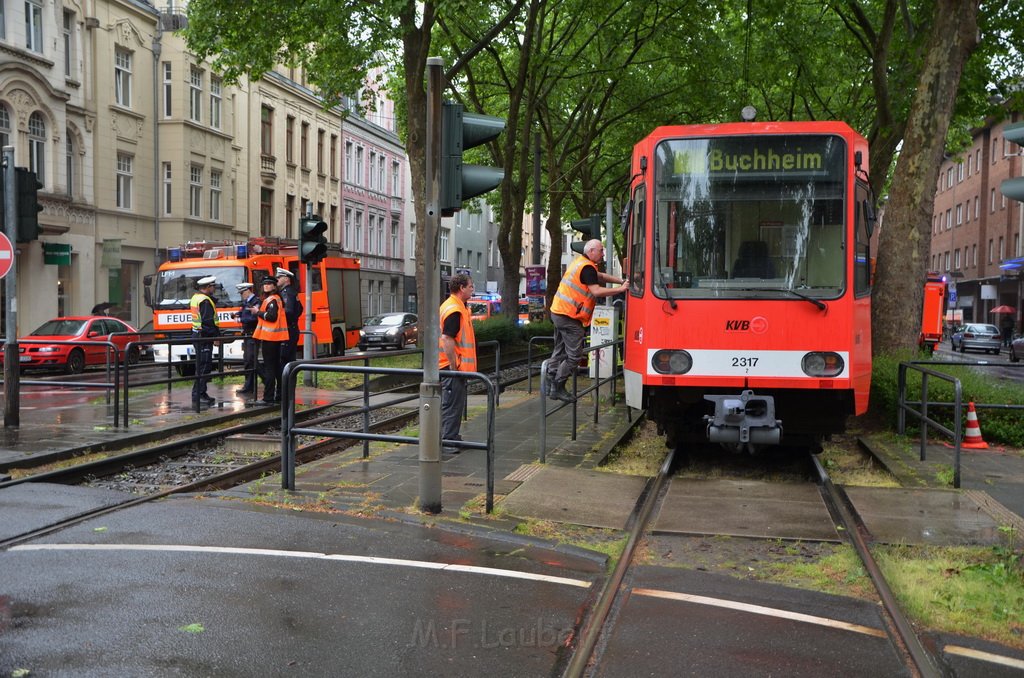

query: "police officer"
xmin=235 ymin=282 xmax=260 ymax=395
xmin=253 ymin=276 xmax=287 ymax=404
xmin=275 ymin=267 xmax=302 ymax=367
xmin=190 ymin=275 xmax=221 ymax=406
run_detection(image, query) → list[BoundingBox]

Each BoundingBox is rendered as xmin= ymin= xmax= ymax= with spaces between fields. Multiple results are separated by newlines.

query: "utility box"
xmin=589 ymin=305 xmax=618 ymax=379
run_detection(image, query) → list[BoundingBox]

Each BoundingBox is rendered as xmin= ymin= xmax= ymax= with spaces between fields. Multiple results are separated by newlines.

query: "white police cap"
xmin=235 ymin=282 xmax=254 ymax=290
xmin=275 ymin=267 xmax=295 ymax=279
xmin=197 ymin=275 xmax=217 ymax=287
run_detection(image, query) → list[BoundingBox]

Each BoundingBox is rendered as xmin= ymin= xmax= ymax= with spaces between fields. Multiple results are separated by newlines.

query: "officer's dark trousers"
xmin=191 ymin=338 xmax=214 ymax=400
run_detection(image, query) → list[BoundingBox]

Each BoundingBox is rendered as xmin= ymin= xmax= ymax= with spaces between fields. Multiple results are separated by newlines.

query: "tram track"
xmin=565 ymin=447 xmax=946 ymax=678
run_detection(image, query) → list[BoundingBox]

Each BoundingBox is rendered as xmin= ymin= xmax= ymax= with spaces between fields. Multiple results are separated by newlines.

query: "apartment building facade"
xmin=1 ymin=0 xmax=409 ymax=334
xmin=932 ymin=111 xmax=1023 ymax=334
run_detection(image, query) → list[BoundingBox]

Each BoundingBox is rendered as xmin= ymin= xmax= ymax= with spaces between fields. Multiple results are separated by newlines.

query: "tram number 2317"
xmin=731 ymin=356 xmax=759 ymax=368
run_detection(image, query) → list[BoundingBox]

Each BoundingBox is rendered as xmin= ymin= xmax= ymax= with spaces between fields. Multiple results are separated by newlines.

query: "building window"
xmin=28 ymin=112 xmax=45 ymax=180
xmin=378 ymin=154 xmax=386 ymax=190
xmin=999 ymin=237 xmax=1005 ymax=261
xmin=989 ymin=239 xmax=994 ymax=263
xmin=1 ymin=2 xmax=6 ymax=41
xmin=189 ymin=66 xmax=203 ymax=122
xmin=189 ymin=165 xmax=202 ymax=217
xmin=954 ymin=248 xmax=961 ymax=270
xmin=285 ymin=195 xmax=295 ymax=238
xmin=957 ymin=162 xmax=963 ymax=182
xmin=330 ymin=205 xmax=338 ymax=243
xmin=991 ymin=188 xmax=996 ymax=213
xmin=344 ymin=208 xmax=352 ymax=250
xmin=162 ymin=163 xmax=172 ymax=215
xmin=115 ymin=48 xmax=132 ymax=107
xmin=440 ymin=228 xmax=450 ymax=261
xmin=369 ymin=152 xmax=377 ymax=190
xmin=0 ymin=105 xmax=9 ymax=147
xmin=955 ymin=204 xmax=962 ymax=225
xmin=392 ymin=161 xmax=400 ymax=195
xmin=355 ymin=147 xmax=363 ymax=185
xmin=972 ymin=244 xmax=977 ymax=267
xmin=974 ymin=196 xmax=979 ymax=220
xmin=209 ymin=77 xmax=222 ymax=129
xmin=391 ymin=220 xmax=398 ymax=256
xmin=116 ymin=153 xmax=133 ymax=209
xmin=330 ymin=134 xmax=338 ymax=178
xmin=162 ymin=62 xmax=172 ymax=117
xmin=300 ymin=122 xmax=309 ymax=169
xmin=285 ymin=116 xmax=294 ymax=164
xmin=345 ymin=141 xmax=353 ymax=181
xmin=26 ymin=0 xmax=43 ymax=53
xmin=260 ymin=188 xmax=273 ymax=236
xmin=65 ymin=134 xmax=74 ymax=197
xmin=261 ymin=106 xmax=273 ymax=156
xmin=209 ymin=169 xmax=222 ymax=221
xmin=355 ymin=210 xmax=363 ymax=250
xmin=63 ymin=10 xmax=75 ymax=77
xmin=317 ymin=129 xmax=325 ymax=174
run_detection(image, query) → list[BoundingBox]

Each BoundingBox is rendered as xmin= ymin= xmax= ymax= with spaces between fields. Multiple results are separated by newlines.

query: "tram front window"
xmin=651 ymin=134 xmax=847 ymax=301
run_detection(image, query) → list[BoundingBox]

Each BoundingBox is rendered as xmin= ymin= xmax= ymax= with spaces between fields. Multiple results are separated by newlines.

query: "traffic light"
xmin=15 ymin=168 xmax=43 ymax=243
xmin=569 ymin=215 xmax=602 ymax=254
xmin=440 ymin=101 xmax=505 ymax=217
xmin=1001 ymin=122 xmax=1024 ymax=202
xmin=299 ymin=215 xmax=328 ymax=264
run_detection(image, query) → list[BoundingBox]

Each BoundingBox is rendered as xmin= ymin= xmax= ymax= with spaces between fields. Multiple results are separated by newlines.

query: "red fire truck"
xmin=143 ymin=239 xmax=362 ymax=373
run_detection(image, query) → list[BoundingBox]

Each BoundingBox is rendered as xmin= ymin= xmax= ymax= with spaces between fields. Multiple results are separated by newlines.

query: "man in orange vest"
xmin=547 ymin=239 xmax=628 ymax=402
xmin=253 ymin=276 xmax=288 ymax=405
xmin=439 ymin=273 xmax=477 ymax=453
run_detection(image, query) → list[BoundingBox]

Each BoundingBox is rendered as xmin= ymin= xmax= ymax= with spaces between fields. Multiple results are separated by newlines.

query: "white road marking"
xmin=9 ymin=543 xmax=592 ymax=588
xmin=945 ymin=645 xmax=1024 ymax=670
xmin=632 ymin=587 xmax=886 ymax=638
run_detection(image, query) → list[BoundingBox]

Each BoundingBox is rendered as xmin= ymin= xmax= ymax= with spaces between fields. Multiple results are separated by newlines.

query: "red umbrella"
xmin=990 ymin=305 xmax=1016 ymax=314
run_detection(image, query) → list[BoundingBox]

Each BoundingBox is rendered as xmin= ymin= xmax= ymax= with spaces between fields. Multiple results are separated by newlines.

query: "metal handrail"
xmin=280 ymin=361 xmax=498 ymax=512
xmin=526 ymin=335 xmax=554 ymax=394
xmin=897 ymin=362 xmax=964 ymax=488
xmin=538 ymin=337 xmax=625 ymax=463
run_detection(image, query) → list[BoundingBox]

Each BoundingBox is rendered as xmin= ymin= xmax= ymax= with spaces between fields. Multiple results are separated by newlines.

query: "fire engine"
xmin=143 ymin=238 xmax=362 ymax=374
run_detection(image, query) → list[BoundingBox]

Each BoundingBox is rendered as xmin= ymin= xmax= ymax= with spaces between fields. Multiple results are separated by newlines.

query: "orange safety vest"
xmin=438 ymin=295 xmax=477 ymax=372
xmin=550 ymin=255 xmax=597 ymax=326
xmin=253 ymin=294 xmax=289 ymax=342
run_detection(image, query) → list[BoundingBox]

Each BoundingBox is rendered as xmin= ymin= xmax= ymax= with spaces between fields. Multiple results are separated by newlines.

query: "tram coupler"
xmin=703 ymin=390 xmax=782 ymax=445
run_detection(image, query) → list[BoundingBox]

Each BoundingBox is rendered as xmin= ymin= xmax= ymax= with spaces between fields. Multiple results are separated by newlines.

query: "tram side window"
xmin=854 ymin=181 xmax=872 ymax=296
xmin=629 ymin=186 xmax=645 ymax=296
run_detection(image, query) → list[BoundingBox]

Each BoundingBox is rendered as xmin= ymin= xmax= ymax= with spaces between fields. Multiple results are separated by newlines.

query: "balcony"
xmin=260 ymin=154 xmax=277 ymax=179
xmin=391 ymin=197 xmax=403 ymax=213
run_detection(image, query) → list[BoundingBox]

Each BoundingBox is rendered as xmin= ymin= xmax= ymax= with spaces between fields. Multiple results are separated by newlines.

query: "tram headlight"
xmin=652 ymin=349 xmax=692 ymax=374
xmin=801 ymin=352 xmax=845 ymax=377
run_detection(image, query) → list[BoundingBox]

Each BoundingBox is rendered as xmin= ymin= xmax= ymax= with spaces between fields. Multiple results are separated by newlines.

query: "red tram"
xmin=621 ymin=121 xmax=875 ymax=451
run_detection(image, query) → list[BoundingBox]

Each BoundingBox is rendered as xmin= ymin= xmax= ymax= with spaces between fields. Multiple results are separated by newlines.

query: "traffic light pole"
xmin=3 ymin=145 xmax=20 ymax=427
xmin=419 ymin=57 xmax=444 ymax=513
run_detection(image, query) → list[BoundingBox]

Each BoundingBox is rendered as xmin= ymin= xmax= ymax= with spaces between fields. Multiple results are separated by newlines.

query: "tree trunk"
xmin=871 ymin=0 xmax=979 ymax=355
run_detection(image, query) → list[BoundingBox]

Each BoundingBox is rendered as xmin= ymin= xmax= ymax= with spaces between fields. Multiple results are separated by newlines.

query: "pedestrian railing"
xmin=279 ymin=360 xmax=499 ymax=512
xmin=537 ymin=337 xmax=627 ymax=463
xmin=897 ymin=359 xmax=1024 ymax=488
xmin=526 ymin=335 xmax=554 ymax=394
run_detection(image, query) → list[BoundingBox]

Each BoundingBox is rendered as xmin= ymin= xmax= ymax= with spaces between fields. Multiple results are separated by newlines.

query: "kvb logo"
xmin=725 ymin=320 xmax=750 ymax=331
xmin=725 ymin=316 xmax=769 ymax=333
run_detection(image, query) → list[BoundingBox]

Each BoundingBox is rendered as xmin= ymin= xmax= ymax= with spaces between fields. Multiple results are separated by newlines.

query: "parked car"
xmin=357 ymin=312 xmax=418 ymax=351
xmin=950 ymin=323 xmax=1002 ymax=355
xmin=1 ymin=316 xmax=142 ymax=373
xmin=1010 ymin=335 xmax=1024 ymax=363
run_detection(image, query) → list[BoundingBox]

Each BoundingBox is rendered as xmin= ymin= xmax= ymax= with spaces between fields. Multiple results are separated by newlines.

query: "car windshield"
xmin=969 ymin=324 xmax=999 ymax=333
xmin=367 ymin=314 xmax=403 ymax=326
xmin=30 ymin=319 xmax=87 ymax=336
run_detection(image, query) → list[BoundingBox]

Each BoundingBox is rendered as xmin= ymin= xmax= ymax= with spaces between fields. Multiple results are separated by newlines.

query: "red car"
xmin=5 ymin=316 xmax=142 ymax=373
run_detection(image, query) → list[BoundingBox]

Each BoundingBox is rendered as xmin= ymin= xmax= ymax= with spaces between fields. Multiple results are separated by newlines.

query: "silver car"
xmin=950 ymin=323 xmax=1001 ymax=355
xmin=357 ymin=312 xmax=418 ymax=350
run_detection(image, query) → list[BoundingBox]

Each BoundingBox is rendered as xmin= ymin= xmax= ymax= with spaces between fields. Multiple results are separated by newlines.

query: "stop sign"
xmin=0 ymin=232 xmax=13 ymax=280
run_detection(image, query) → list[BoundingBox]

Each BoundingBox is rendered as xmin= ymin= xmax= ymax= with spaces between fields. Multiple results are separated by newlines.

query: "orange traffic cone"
xmin=962 ymin=402 xmax=989 ymax=449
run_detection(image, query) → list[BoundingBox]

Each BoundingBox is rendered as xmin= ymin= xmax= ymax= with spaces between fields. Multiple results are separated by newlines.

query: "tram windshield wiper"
xmin=734 ymin=287 xmax=828 ymax=311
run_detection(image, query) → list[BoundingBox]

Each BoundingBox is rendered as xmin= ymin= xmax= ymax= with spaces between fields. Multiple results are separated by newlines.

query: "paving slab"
xmin=500 ymin=466 xmax=649 ymax=530
xmin=654 ymin=479 xmax=840 ymax=541
xmin=845 ymin=486 xmax=1005 ymax=546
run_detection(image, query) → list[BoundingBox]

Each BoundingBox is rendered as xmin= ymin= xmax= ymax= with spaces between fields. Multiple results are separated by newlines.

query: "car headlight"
xmin=37 ymin=346 xmax=60 ymax=353
xmin=359 ymin=330 xmax=366 ymax=337
xmin=387 ymin=328 xmax=401 ymax=336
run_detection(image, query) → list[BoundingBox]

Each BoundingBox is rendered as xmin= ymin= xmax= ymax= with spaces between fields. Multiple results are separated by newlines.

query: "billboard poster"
xmin=526 ymin=265 xmax=546 ymax=295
